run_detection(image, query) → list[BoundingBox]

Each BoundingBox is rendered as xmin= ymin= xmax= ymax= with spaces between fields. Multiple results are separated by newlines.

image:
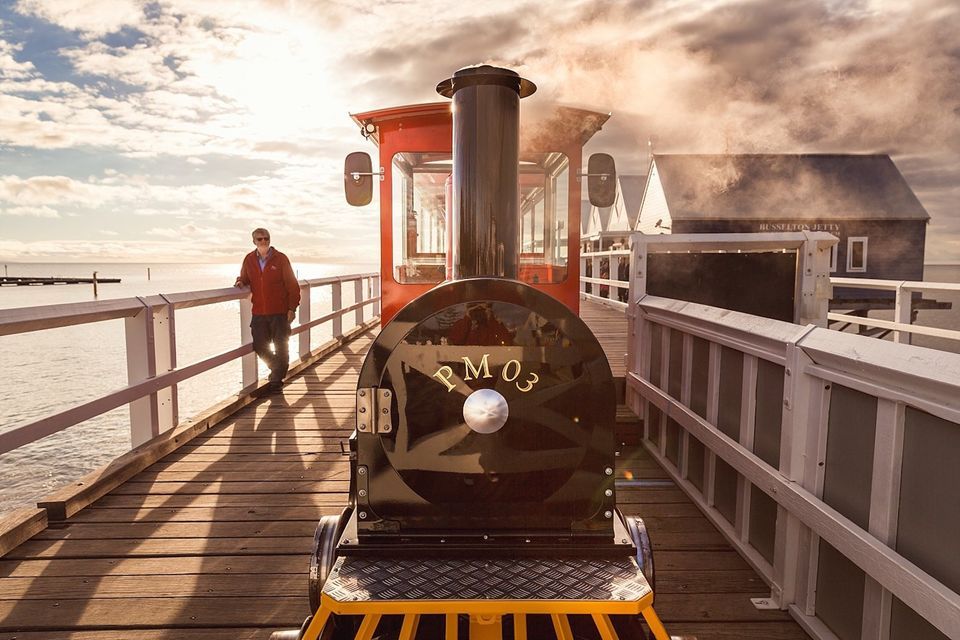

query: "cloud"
xmin=1 ymin=204 xmax=59 ymax=217
xmin=0 ymin=39 xmax=35 ymax=79
xmin=15 ymin=0 xmax=143 ymax=36
xmin=62 ymin=42 xmax=177 ymax=89
xmin=493 ymin=0 xmax=960 ymax=157
xmin=146 ymin=222 xmax=222 ymax=238
xmin=0 ymin=175 xmax=106 ymax=206
xmin=2 ymin=0 xmax=959 ymax=263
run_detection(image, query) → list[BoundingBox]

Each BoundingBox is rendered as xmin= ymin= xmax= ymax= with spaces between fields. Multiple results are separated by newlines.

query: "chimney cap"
xmin=436 ymin=64 xmax=536 ymax=99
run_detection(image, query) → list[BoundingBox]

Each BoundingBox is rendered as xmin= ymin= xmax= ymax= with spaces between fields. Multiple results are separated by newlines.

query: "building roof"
xmin=588 ymin=174 xmax=648 ymax=236
xmin=652 ymin=154 xmax=929 ymax=221
xmin=581 ymin=200 xmax=592 ymax=235
xmin=619 ymin=174 xmax=647 ymax=229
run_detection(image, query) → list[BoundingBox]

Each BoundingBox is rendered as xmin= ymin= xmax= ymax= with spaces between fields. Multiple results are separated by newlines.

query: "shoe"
xmin=266 ymin=380 xmax=283 ymax=394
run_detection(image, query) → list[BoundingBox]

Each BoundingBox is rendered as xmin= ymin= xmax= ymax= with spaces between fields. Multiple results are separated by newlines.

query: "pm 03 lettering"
xmin=433 ymin=353 xmax=540 ymax=393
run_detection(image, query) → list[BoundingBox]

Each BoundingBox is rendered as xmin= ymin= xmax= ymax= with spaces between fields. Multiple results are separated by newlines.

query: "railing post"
xmin=771 ymin=326 xmax=821 ymax=610
xmin=799 ymin=232 xmax=834 ymax=327
xmin=861 ymin=398 xmax=906 ymax=639
xmin=157 ymin=296 xmax=178 ymax=429
xmin=894 ymin=282 xmax=912 ymax=345
xmin=124 ymin=298 xmax=174 ymax=447
xmin=240 ymin=296 xmax=257 ymax=389
xmin=372 ymin=275 xmax=381 ymax=317
xmin=299 ymin=281 xmax=311 ymax=359
xmin=627 ymin=236 xmax=648 ymax=378
xmin=580 ymin=254 xmax=587 ymax=297
xmin=332 ymin=279 xmax=343 ymax=340
xmin=355 ymin=278 xmax=364 ymax=327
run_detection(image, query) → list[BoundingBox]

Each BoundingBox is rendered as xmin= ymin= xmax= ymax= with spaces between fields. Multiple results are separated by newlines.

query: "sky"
xmin=0 ymin=0 xmax=958 ymax=264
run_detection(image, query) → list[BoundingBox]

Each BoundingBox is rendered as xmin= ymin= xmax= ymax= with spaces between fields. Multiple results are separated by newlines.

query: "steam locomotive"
xmin=273 ymin=66 xmax=661 ymax=640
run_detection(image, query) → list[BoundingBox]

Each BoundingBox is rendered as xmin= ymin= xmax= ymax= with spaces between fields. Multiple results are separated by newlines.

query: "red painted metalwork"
xmin=350 ymin=102 xmax=608 ymax=325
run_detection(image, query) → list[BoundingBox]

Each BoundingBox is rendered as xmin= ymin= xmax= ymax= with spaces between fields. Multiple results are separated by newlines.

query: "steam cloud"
xmin=355 ymin=0 xmax=959 ymax=259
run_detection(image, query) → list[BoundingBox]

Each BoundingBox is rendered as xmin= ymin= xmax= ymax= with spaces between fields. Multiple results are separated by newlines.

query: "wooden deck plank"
xmin=0 ymin=303 xmax=812 ymax=639
xmin=146 ymin=460 xmax=349 ymax=472
xmin=171 ymin=444 xmax=349 ymax=453
xmin=89 ymin=494 xmax=349 ymax=508
xmin=158 ymin=452 xmax=347 ymax=462
xmin=130 ymin=468 xmax=350 ymax=482
xmin=67 ymin=506 xmax=332 ymax=523
xmin=0 ymin=555 xmax=304 ymax=578
xmin=0 ymin=596 xmax=308 ymax=628
xmin=181 ymin=423 xmax=355 ymax=433
xmin=107 ymin=480 xmax=349 ymax=494
xmin=32 ymin=521 xmax=319 ymax=540
xmin=0 ymin=574 xmax=303 ymax=600
xmin=5 ymin=536 xmax=313 ymax=559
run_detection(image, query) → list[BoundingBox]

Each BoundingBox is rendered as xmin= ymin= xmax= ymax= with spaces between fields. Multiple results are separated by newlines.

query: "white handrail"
xmin=831 ymin=277 xmax=960 ymax=293
xmin=827 ymin=312 xmax=960 ymax=342
xmin=627 ymin=294 xmax=960 ymax=639
xmin=576 ymin=241 xmax=958 ymax=345
xmin=579 ymin=248 xmax=629 ymax=310
xmin=830 ymin=277 xmax=959 ymax=344
xmin=0 ymin=272 xmax=381 ymax=456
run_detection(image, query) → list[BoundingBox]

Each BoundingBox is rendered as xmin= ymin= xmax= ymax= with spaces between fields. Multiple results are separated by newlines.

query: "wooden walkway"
xmin=0 ymin=302 xmax=810 ymax=640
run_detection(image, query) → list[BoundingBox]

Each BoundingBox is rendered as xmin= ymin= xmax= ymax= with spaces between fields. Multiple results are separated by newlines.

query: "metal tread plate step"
xmin=322 ymin=556 xmax=651 ymax=604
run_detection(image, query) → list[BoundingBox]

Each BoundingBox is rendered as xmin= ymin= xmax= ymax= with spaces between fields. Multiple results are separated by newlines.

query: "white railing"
xmin=580 ymin=233 xmax=837 ymax=326
xmin=580 ymin=249 xmax=631 ymax=311
xmin=0 ymin=273 xmax=380 ymax=455
xmin=579 ymin=241 xmax=958 ymax=347
xmin=829 ymin=278 xmax=960 ymax=345
xmin=620 ymin=233 xmax=959 ymax=639
xmin=627 ymin=295 xmax=960 ymax=640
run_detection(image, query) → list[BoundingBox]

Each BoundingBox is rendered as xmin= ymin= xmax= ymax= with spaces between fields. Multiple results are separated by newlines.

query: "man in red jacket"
xmin=235 ymin=228 xmax=301 ymax=393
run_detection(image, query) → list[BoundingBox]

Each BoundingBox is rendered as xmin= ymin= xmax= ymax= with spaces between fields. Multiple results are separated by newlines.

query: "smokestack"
xmin=437 ymin=66 xmax=536 ymax=279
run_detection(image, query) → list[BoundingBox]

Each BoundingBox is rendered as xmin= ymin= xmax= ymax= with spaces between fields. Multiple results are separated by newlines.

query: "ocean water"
xmin=1 ymin=262 xmax=958 ymax=518
xmin=0 ymin=262 xmax=375 ymax=516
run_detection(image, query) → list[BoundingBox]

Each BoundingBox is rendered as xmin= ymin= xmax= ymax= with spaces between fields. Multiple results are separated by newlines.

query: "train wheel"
xmin=608 ymin=512 xmax=656 ymax=639
xmin=267 ymin=615 xmax=312 ymax=640
xmin=308 ymin=507 xmax=352 ymax=612
xmin=624 ymin=513 xmax=655 ymax=593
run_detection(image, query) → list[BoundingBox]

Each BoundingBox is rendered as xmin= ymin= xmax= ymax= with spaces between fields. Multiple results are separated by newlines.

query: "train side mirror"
xmin=587 ymin=153 xmax=617 ymax=208
xmin=344 ymin=152 xmax=374 ymax=206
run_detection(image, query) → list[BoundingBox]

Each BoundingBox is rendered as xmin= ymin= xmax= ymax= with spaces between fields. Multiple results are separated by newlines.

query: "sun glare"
xmin=196 ymin=28 xmax=343 ymax=139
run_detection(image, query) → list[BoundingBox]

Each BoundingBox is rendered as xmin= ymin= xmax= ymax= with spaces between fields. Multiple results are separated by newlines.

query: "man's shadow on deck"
xmin=0 ymin=335 xmax=370 ymax=637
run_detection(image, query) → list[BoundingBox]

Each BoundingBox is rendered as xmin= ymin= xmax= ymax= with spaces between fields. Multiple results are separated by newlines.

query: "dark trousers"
xmin=251 ymin=314 xmax=291 ymax=383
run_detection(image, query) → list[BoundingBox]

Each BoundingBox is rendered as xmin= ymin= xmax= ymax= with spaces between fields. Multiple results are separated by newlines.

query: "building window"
xmin=847 ymin=237 xmax=868 ymax=273
xmin=830 ymin=243 xmax=838 ymax=273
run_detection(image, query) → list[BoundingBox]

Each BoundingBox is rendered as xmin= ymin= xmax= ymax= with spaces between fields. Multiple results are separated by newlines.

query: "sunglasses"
xmin=254 ymin=237 xmax=270 ymax=242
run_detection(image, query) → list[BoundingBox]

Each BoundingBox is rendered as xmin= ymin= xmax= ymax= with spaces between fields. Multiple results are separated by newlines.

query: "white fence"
xmin=829 ymin=278 xmax=960 ymax=345
xmin=615 ymin=233 xmax=960 ymax=640
xmin=627 ymin=295 xmax=960 ymax=640
xmin=580 ymin=249 xmax=631 ymax=311
xmin=581 ymin=241 xmax=959 ymax=346
xmin=0 ymin=273 xmax=380 ymax=455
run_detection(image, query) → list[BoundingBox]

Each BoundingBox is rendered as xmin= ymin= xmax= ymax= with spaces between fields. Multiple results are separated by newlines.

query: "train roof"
xmin=651 ymin=153 xmax=930 ymax=221
xmin=350 ymin=101 xmax=611 ymax=150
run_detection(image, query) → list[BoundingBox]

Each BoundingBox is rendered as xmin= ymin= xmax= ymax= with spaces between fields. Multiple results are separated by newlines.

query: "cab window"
xmin=519 ymin=152 xmax=569 ymax=284
xmin=392 ymin=152 xmax=451 ymax=284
